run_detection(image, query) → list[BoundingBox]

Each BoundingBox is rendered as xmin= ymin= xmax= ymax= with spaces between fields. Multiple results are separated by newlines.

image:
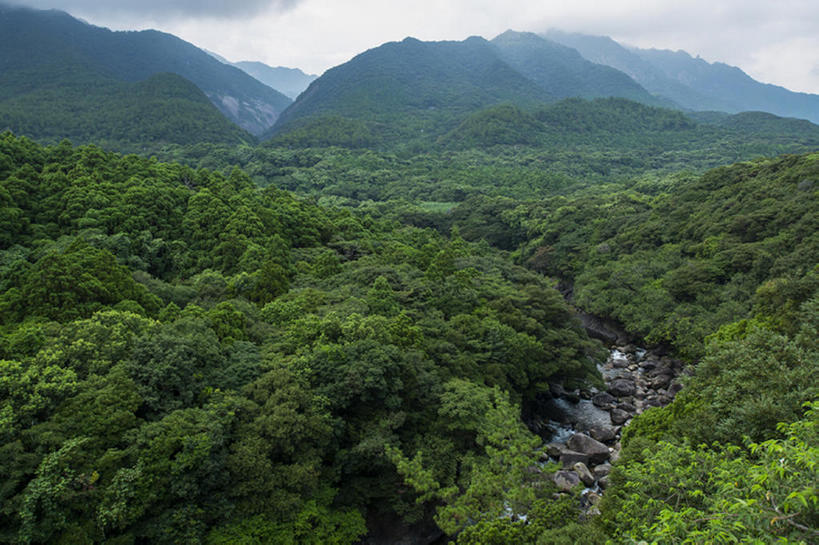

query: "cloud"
xmin=8 ymin=0 xmax=301 ymax=20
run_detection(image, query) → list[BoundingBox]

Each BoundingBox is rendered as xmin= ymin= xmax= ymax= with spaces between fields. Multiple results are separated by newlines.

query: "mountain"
xmin=0 ymin=4 xmax=292 ymax=136
xmin=490 ymin=31 xmax=668 ymax=106
xmin=233 ymin=62 xmax=318 ymax=100
xmin=440 ymin=97 xmax=819 ymax=154
xmin=268 ymin=36 xmax=556 ymax=145
xmin=545 ymin=30 xmax=819 ymax=123
xmin=0 ymin=70 xmax=253 ymax=150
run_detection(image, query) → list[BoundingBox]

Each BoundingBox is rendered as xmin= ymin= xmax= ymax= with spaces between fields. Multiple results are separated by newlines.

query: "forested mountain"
xmin=233 ymin=62 xmax=318 ymax=100
xmin=0 ymin=5 xmax=817 ymax=543
xmin=0 ymin=133 xmax=601 ymax=544
xmin=269 ymin=36 xmax=554 ymax=142
xmin=546 ymin=29 xmax=819 ymax=123
xmin=0 ymin=68 xmax=252 ymax=150
xmin=490 ymin=31 xmax=666 ymax=106
xmin=0 ymin=4 xmax=292 ymax=136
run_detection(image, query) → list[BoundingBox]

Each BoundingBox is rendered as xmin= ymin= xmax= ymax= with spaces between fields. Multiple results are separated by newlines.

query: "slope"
xmin=490 ymin=31 xmax=668 ymax=107
xmin=0 ymin=4 xmax=292 ymax=135
xmin=0 ymin=70 xmax=253 ymax=150
xmin=269 ymin=36 xmax=555 ymax=144
xmin=545 ymin=30 xmax=819 ymax=123
xmin=233 ymin=62 xmax=318 ymax=100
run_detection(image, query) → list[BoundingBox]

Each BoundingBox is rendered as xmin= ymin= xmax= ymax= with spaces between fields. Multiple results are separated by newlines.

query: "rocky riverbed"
xmin=533 ymin=344 xmax=686 ymax=510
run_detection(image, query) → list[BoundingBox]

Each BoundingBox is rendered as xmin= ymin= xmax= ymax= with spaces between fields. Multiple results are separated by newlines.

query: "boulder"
xmin=573 ymin=462 xmax=595 ymax=486
xmin=589 ymin=426 xmax=616 ymax=443
xmin=592 ymin=392 xmax=616 ymax=408
xmin=560 ymin=450 xmax=590 ymax=467
xmin=593 ymin=463 xmax=612 ymax=478
xmin=618 ymin=402 xmax=636 ymax=414
xmin=567 ymin=433 xmax=610 ymax=465
xmin=610 ymin=442 xmax=622 ymax=463
xmin=608 ymin=379 xmax=636 ymax=397
xmin=651 ymin=374 xmax=673 ymax=390
xmin=553 ymin=470 xmax=581 ymax=492
xmin=610 ymin=408 xmax=630 ymax=425
xmin=668 ymin=381 xmax=684 ymax=396
xmin=585 ymin=491 xmax=602 ymax=506
xmin=544 ymin=442 xmax=566 ymax=459
xmin=598 ymin=475 xmax=609 ymax=489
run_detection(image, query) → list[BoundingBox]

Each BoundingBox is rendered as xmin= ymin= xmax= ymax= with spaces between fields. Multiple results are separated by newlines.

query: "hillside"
xmin=490 ymin=31 xmax=666 ymax=106
xmin=233 ymin=62 xmax=318 ymax=99
xmin=0 ymin=69 xmax=253 ymax=150
xmin=269 ymin=36 xmax=555 ymax=142
xmin=0 ymin=4 xmax=292 ymax=136
xmin=546 ymin=29 xmax=819 ymax=123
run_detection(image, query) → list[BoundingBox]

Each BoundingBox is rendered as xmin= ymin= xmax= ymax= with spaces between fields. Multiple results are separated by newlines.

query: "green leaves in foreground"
xmin=606 ymin=402 xmax=819 ymax=544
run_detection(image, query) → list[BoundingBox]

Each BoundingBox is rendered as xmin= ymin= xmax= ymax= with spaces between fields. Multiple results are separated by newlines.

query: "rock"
xmin=553 ymin=470 xmax=581 ymax=492
xmin=640 ymin=359 xmax=659 ymax=372
xmin=549 ymin=383 xmax=567 ymax=398
xmin=592 ymin=392 xmax=616 ymax=408
xmin=612 ymin=357 xmax=630 ymax=369
xmin=589 ymin=426 xmax=616 ymax=443
xmin=618 ymin=402 xmax=636 ymax=414
xmin=598 ymin=475 xmax=609 ymax=489
xmin=593 ymin=463 xmax=612 ymax=478
xmin=573 ymin=462 xmax=595 ymax=486
xmin=560 ymin=450 xmax=590 ymax=467
xmin=610 ymin=442 xmax=622 ymax=463
xmin=545 ymin=442 xmax=566 ymax=459
xmin=651 ymin=374 xmax=673 ymax=390
xmin=586 ymin=491 xmax=602 ymax=506
xmin=668 ymin=381 xmax=684 ymax=396
xmin=608 ymin=379 xmax=636 ymax=397
xmin=610 ymin=408 xmax=630 ymax=425
xmin=567 ymin=433 xmax=610 ymax=465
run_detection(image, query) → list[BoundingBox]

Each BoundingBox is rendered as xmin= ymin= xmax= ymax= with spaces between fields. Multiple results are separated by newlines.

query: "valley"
xmin=0 ymin=3 xmax=817 ymax=544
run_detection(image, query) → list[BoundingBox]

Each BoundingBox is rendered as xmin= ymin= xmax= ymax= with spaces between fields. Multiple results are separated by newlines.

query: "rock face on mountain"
xmin=0 ymin=4 xmax=291 ymax=136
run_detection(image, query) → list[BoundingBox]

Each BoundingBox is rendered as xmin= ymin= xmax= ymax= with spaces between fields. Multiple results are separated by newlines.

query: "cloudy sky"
xmin=11 ymin=0 xmax=819 ymax=94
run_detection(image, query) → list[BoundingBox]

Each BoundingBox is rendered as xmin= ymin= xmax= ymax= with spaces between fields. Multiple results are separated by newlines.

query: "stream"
xmin=533 ymin=343 xmax=685 ymax=510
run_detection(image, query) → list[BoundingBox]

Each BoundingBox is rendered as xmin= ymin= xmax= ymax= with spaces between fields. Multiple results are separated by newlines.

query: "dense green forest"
xmin=0 ymin=9 xmax=817 ymax=542
xmin=1 ymin=124 xmax=816 ymax=544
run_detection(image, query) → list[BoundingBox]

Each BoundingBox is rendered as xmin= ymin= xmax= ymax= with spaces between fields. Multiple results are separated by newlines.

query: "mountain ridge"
xmin=0 ymin=3 xmax=291 ymax=135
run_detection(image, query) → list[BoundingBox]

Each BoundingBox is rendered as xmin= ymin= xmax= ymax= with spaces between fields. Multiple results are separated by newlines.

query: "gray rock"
xmin=610 ymin=442 xmax=622 ymax=463
xmin=598 ymin=475 xmax=609 ymax=489
xmin=592 ymin=392 xmax=616 ymax=408
xmin=618 ymin=402 xmax=636 ymax=414
xmin=589 ymin=426 xmax=617 ymax=443
xmin=640 ymin=359 xmax=659 ymax=372
xmin=668 ymin=381 xmax=684 ymax=396
xmin=593 ymin=463 xmax=612 ymax=478
xmin=567 ymin=433 xmax=610 ymax=465
xmin=573 ymin=462 xmax=595 ymax=486
xmin=553 ymin=470 xmax=581 ymax=492
xmin=609 ymin=379 xmax=636 ymax=397
xmin=545 ymin=442 xmax=566 ymax=459
xmin=610 ymin=408 xmax=630 ymax=425
xmin=560 ymin=450 xmax=590 ymax=467
xmin=651 ymin=374 xmax=673 ymax=389
xmin=585 ymin=491 xmax=602 ymax=506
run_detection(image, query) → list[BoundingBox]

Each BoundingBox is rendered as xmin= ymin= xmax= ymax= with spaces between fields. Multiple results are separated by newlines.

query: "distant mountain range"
xmin=232 ymin=63 xmax=317 ymax=100
xmin=545 ymin=30 xmax=819 ymax=123
xmin=0 ymin=3 xmax=291 ymax=140
xmin=270 ymin=32 xmax=674 ymax=142
xmin=204 ymin=50 xmax=318 ymax=100
xmin=1 ymin=2 xmax=818 ymax=151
